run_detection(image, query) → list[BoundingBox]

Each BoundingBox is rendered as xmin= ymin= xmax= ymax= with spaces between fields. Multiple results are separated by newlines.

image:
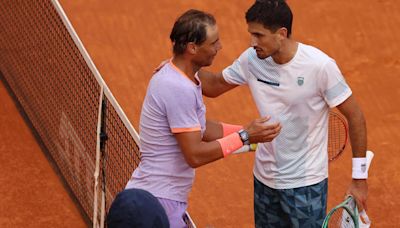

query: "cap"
xmin=107 ymin=188 xmax=169 ymax=228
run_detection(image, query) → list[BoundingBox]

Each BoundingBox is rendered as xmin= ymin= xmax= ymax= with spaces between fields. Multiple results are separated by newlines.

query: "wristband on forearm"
xmin=216 ymin=132 xmax=243 ymax=157
xmin=352 ymin=157 xmax=368 ymax=179
xmin=221 ymin=123 xmax=243 ymax=137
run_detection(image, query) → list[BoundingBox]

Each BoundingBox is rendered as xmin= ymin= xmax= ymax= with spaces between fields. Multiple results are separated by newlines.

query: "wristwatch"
xmin=238 ymin=129 xmax=250 ymax=145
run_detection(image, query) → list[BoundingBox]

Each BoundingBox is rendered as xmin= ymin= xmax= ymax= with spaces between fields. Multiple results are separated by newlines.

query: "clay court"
xmin=1 ymin=0 xmax=399 ymax=227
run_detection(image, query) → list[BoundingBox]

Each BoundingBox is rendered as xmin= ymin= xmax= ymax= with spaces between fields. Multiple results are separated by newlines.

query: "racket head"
xmin=328 ymin=111 xmax=349 ymax=161
xmin=322 ymin=196 xmax=358 ymax=228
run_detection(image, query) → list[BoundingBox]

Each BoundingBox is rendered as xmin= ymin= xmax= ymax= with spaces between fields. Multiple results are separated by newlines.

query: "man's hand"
xmin=153 ymin=59 xmax=169 ymax=74
xmin=244 ymin=116 xmax=282 ymax=144
xmin=346 ymin=179 xmax=368 ymax=211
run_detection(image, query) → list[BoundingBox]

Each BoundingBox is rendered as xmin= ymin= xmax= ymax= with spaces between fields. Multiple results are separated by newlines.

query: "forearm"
xmin=348 ymin=110 xmax=367 ymax=157
xmin=185 ymin=141 xmax=224 ymax=168
xmin=199 ymin=70 xmax=236 ymax=97
xmin=202 ymin=120 xmax=223 ymax=142
xmin=203 ymin=120 xmax=243 ymax=142
xmin=176 ymin=131 xmax=242 ymax=168
xmin=337 ymin=96 xmax=367 ymax=157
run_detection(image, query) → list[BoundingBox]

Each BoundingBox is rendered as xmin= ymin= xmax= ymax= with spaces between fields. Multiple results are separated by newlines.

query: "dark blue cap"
xmin=107 ymin=188 xmax=169 ymax=228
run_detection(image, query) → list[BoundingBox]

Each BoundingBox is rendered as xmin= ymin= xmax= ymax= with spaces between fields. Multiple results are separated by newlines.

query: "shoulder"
xmin=297 ymin=43 xmax=332 ymax=66
xmin=242 ymin=47 xmax=257 ymax=61
xmin=239 ymin=47 xmax=267 ymax=68
xmin=230 ymin=47 xmax=254 ymax=62
xmin=150 ymin=64 xmax=196 ymax=97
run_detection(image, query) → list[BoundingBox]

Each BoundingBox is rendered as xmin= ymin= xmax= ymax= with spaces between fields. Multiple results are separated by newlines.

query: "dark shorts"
xmin=254 ymin=177 xmax=328 ymax=228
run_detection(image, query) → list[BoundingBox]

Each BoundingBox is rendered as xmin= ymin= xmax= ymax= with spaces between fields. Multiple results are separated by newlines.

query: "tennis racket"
xmin=328 ymin=111 xmax=348 ymax=161
xmin=322 ymin=151 xmax=374 ymax=227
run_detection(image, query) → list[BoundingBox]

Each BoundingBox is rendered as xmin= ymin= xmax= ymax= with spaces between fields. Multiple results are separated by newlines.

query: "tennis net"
xmin=0 ymin=1 xmax=140 ymax=226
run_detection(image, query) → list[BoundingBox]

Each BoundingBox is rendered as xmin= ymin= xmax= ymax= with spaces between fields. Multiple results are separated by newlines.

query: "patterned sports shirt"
xmin=223 ymin=43 xmax=352 ymax=189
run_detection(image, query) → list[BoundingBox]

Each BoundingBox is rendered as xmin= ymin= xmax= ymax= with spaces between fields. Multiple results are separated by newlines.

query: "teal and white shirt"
xmin=223 ymin=43 xmax=352 ymax=189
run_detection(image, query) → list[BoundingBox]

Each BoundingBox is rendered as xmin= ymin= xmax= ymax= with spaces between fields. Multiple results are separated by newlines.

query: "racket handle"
xmin=232 ymin=145 xmax=250 ymax=154
xmin=366 ymin=150 xmax=374 ymax=171
xmin=232 ymin=144 xmax=258 ymax=154
xmin=358 ymin=209 xmax=371 ymax=227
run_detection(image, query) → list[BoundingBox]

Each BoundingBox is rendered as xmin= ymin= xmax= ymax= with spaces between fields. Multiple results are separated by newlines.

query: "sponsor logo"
xmin=361 ymin=163 xmax=367 ymax=173
xmin=297 ymin=77 xmax=304 ymax=86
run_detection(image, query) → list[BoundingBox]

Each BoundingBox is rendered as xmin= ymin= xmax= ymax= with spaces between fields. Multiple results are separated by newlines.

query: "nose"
xmin=250 ymin=36 xmax=257 ymax=47
xmin=216 ymin=40 xmax=222 ymax=51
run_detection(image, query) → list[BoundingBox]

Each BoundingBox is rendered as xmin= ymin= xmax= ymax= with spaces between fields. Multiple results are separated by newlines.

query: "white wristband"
xmin=352 ymin=157 xmax=368 ymax=179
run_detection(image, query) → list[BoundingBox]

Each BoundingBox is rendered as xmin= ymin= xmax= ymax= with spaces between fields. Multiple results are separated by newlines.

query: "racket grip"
xmin=232 ymin=145 xmax=250 ymax=154
xmin=359 ymin=209 xmax=371 ymax=227
xmin=232 ymin=144 xmax=258 ymax=154
xmin=366 ymin=150 xmax=374 ymax=171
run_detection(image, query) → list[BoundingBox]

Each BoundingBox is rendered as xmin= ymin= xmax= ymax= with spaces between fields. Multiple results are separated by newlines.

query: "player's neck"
xmin=171 ymin=56 xmax=199 ymax=84
xmin=272 ymin=40 xmax=298 ymax=65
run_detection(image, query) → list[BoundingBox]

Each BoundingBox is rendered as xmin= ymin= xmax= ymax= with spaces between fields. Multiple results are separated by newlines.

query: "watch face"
xmin=239 ymin=130 xmax=249 ymax=142
xmin=243 ymin=131 xmax=249 ymax=140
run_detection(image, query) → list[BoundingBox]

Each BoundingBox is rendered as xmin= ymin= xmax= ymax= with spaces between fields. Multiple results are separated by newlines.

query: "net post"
xmin=99 ymin=97 xmax=108 ymax=228
xmin=93 ymin=85 xmax=104 ymax=228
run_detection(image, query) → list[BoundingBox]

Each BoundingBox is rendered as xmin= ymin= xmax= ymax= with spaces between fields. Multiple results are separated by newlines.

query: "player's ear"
xmin=276 ymin=27 xmax=288 ymax=40
xmin=186 ymin=42 xmax=197 ymax=54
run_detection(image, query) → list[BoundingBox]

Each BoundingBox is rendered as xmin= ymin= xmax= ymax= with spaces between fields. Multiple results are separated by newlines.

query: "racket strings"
xmin=328 ymin=112 xmax=348 ymax=161
xmin=327 ymin=207 xmax=356 ymax=227
xmin=325 ymin=197 xmax=358 ymax=228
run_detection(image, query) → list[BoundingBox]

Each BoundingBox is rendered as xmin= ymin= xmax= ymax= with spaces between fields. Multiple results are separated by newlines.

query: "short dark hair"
xmin=170 ymin=9 xmax=216 ymax=55
xmin=246 ymin=0 xmax=293 ymax=37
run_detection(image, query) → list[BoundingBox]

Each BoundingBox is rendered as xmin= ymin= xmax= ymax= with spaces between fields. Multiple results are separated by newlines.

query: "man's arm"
xmin=337 ymin=95 xmax=368 ymax=211
xmin=154 ymin=61 xmax=237 ymax=97
xmin=199 ymin=70 xmax=237 ymax=98
xmin=175 ymin=116 xmax=281 ymax=168
xmin=202 ymin=120 xmax=223 ymax=142
xmin=175 ymin=131 xmax=225 ymax=168
xmin=337 ymin=95 xmax=367 ymax=157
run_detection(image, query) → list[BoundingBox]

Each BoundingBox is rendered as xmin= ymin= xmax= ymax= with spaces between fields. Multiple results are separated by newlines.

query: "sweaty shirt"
xmin=223 ymin=43 xmax=352 ymax=189
xmin=126 ymin=61 xmax=206 ymax=202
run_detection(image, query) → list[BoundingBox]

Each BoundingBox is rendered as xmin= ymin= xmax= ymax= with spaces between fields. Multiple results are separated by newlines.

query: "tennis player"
xmin=198 ymin=1 xmax=368 ymax=227
xmin=125 ymin=9 xmax=282 ymax=227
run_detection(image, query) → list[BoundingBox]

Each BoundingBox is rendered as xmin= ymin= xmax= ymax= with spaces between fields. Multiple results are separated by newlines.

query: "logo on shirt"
xmin=257 ymin=78 xmax=280 ymax=87
xmin=297 ymin=77 xmax=304 ymax=86
xmin=361 ymin=163 xmax=367 ymax=173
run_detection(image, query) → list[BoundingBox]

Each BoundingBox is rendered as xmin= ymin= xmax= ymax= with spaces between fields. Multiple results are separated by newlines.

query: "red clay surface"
xmin=1 ymin=0 xmax=399 ymax=227
xmin=0 ymin=81 xmax=87 ymax=227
